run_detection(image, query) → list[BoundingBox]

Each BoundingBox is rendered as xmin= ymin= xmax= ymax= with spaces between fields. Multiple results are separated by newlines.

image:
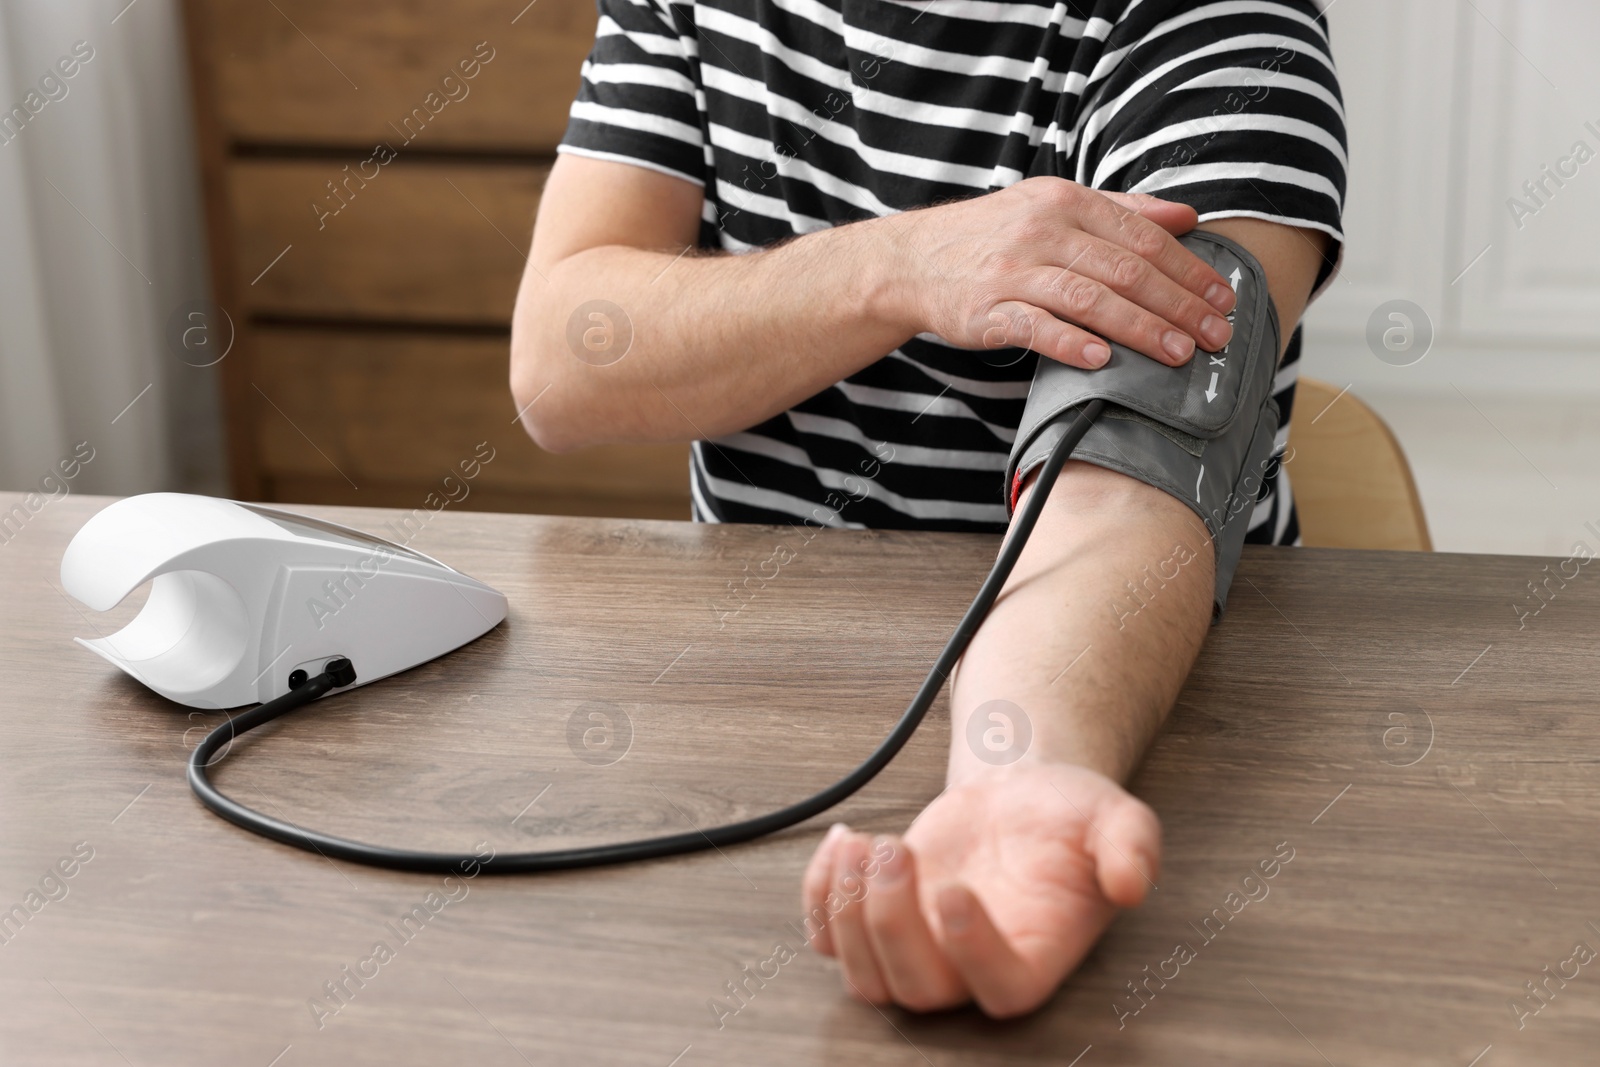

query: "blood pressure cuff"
xmin=1005 ymin=230 xmax=1282 ymax=622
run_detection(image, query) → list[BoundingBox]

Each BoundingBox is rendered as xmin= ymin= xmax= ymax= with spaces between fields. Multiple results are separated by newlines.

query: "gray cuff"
xmin=1004 ymin=231 xmax=1283 ymax=621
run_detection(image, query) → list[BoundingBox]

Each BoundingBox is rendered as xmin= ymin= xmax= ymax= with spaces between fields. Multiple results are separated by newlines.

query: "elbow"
xmin=509 ymin=339 xmax=581 ymax=455
xmin=510 ymin=251 xmax=613 ymax=453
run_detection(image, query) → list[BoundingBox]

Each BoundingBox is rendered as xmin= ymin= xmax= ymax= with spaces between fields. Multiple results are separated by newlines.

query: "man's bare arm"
xmin=950 ymin=218 xmax=1331 ymax=785
xmin=511 ymin=156 xmax=1241 ymax=452
xmin=805 ymin=219 xmax=1331 ymax=1018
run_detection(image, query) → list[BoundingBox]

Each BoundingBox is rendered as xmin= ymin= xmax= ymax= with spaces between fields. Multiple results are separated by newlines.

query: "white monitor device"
xmin=60 ymin=493 xmax=507 ymax=709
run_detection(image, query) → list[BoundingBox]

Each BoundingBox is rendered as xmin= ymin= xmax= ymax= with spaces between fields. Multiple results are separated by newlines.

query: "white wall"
xmin=1302 ymin=0 xmax=1600 ymax=555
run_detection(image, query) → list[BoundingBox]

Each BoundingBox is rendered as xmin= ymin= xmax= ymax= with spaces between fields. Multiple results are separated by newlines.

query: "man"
xmin=511 ymin=0 xmax=1345 ymax=1017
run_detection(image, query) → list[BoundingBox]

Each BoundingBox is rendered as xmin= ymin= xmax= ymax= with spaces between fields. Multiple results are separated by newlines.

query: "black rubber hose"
xmin=187 ymin=399 xmax=1106 ymax=873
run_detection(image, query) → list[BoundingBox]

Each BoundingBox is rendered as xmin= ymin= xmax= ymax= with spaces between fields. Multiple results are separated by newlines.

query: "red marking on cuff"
xmin=1009 ymin=467 xmax=1025 ymax=512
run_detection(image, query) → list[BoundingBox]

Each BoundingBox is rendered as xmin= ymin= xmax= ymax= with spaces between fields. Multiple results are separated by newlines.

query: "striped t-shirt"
xmin=558 ymin=0 xmax=1347 ymax=543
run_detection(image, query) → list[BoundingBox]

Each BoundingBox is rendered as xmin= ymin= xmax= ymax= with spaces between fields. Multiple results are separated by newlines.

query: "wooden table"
xmin=2 ymin=492 xmax=1595 ymax=1066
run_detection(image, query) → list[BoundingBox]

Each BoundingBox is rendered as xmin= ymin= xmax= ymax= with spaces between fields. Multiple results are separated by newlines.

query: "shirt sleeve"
xmin=1068 ymin=0 xmax=1348 ymax=297
xmin=557 ymin=0 xmax=707 ymax=187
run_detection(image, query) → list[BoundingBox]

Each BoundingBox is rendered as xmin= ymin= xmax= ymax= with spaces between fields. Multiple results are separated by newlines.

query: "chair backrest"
xmin=1283 ymin=377 xmax=1432 ymax=551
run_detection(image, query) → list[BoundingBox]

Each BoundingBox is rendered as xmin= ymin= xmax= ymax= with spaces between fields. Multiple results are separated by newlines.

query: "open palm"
xmin=801 ymin=763 xmax=1161 ymax=1017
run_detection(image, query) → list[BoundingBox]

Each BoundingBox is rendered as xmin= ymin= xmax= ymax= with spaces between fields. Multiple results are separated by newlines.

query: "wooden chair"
xmin=1284 ymin=377 xmax=1432 ymax=551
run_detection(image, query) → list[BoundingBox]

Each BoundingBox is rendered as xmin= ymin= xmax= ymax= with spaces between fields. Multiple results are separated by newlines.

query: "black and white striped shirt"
xmin=559 ymin=0 xmax=1346 ymax=543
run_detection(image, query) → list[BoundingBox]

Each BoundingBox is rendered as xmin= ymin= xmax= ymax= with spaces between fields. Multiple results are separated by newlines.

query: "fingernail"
xmin=1200 ymin=315 xmax=1232 ymax=349
xmin=1161 ymin=331 xmax=1193 ymax=362
xmin=824 ymin=823 xmax=847 ymax=846
xmin=873 ymin=837 xmax=906 ymax=882
xmin=1205 ymin=282 xmax=1235 ymax=313
xmin=1083 ymin=342 xmax=1110 ymax=368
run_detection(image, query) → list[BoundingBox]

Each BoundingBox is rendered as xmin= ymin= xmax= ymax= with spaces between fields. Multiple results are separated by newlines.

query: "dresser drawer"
xmin=187 ymin=0 xmax=595 ymax=151
xmin=230 ymin=160 xmax=545 ymax=324
xmin=249 ymin=327 xmax=691 ymax=514
xmin=183 ymin=0 xmax=683 ymax=518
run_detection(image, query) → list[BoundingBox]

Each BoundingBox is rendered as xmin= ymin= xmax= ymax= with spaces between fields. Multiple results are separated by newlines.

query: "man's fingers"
xmin=1087 ymin=793 xmax=1163 ymax=909
xmin=801 ymin=822 xmax=849 ymax=956
xmin=1023 ymin=268 xmax=1200 ymax=367
xmin=934 ymin=883 xmax=1050 ymax=1019
xmin=828 ymin=831 xmax=891 ymax=1004
xmin=862 ymin=835 xmax=967 ymax=1011
xmin=1049 ymin=234 xmax=1233 ymax=352
xmin=1075 ymin=189 xmax=1236 ymax=315
xmin=1022 ymin=261 xmax=1230 ymax=365
xmin=1098 ymin=190 xmax=1199 ymax=235
xmin=1030 ymin=268 xmax=1196 ymax=364
xmin=976 ymin=300 xmax=1112 ymax=369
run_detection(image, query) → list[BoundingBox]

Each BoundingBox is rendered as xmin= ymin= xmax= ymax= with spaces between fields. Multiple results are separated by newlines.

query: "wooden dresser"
xmin=180 ymin=0 xmax=691 ymax=519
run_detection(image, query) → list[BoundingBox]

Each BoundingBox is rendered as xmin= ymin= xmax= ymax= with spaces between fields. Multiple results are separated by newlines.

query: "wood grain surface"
xmin=249 ymin=327 xmax=691 ymax=517
xmin=187 ymin=0 xmax=596 ymax=152
xmin=2 ymin=493 xmax=1596 ymax=1066
xmin=229 ymin=161 xmax=546 ymax=325
xmin=178 ymin=0 xmax=684 ymax=517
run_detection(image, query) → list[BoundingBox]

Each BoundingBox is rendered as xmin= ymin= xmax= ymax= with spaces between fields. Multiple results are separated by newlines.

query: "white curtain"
xmin=0 ymin=0 xmax=223 ymax=498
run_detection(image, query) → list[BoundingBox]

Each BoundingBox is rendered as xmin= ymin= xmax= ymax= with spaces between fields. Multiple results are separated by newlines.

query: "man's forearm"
xmin=511 ymin=222 xmax=911 ymax=453
xmin=948 ymin=218 xmax=1330 ymax=787
xmin=948 ymin=462 xmax=1214 ymax=785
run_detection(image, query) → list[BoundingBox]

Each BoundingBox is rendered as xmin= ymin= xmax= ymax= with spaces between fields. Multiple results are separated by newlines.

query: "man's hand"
xmin=802 ymin=763 xmax=1160 ymax=1017
xmin=890 ymin=177 xmax=1238 ymax=370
